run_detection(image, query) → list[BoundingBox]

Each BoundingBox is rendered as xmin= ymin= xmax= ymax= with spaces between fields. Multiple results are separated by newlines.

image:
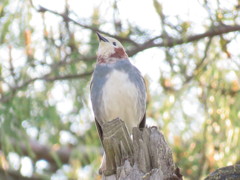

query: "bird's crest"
xmin=96 ymin=33 xmax=128 ymax=63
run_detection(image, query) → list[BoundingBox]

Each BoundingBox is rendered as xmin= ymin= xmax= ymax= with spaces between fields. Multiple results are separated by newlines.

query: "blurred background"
xmin=0 ymin=0 xmax=240 ymax=179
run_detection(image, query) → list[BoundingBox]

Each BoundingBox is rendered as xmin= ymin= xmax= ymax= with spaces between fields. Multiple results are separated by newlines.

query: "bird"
xmin=90 ymin=32 xmax=146 ymax=173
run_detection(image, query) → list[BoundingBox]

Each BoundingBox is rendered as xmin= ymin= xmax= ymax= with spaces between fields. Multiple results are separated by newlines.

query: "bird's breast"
xmin=101 ymin=69 xmax=140 ymax=132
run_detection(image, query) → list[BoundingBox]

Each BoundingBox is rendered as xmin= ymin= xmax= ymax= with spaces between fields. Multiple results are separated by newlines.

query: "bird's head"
xmin=96 ymin=32 xmax=128 ymax=63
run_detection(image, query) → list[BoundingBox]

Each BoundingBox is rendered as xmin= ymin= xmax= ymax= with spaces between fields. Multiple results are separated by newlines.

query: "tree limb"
xmin=34 ymin=5 xmax=138 ymax=46
xmin=0 ymin=167 xmax=43 ymax=180
xmin=0 ymin=71 xmax=92 ymax=103
xmin=127 ymin=25 xmax=240 ymax=56
xmin=183 ymin=37 xmax=212 ymax=84
xmin=0 ymin=139 xmax=101 ymax=167
xmin=205 ymin=164 xmax=240 ymax=180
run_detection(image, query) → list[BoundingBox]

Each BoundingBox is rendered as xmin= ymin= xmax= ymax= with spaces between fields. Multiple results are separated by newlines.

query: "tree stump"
xmin=101 ymin=118 xmax=182 ymax=180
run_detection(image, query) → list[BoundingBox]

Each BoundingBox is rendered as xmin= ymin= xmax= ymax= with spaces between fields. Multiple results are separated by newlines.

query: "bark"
xmin=101 ymin=118 xmax=182 ymax=180
xmin=100 ymin=118 xmax=240 ymax=180
xmin=205 ymin=164 xmax=240 ymax=180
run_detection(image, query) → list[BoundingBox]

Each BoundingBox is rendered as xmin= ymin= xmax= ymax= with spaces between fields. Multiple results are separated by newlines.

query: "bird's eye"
xmin=113 ymin=42 xmax=117 ymax=46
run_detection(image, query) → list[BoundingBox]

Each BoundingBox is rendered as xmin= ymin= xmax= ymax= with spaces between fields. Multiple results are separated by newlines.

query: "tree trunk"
xmin=101 ymin=118 xmax=182 ymax=180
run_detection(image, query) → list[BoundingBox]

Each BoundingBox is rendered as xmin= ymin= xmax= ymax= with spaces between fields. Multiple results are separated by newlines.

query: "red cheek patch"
xmin=97 ymin=47 xmax=128 ymax=63
xmin=110 ymin=48 xmax=128 ymax=59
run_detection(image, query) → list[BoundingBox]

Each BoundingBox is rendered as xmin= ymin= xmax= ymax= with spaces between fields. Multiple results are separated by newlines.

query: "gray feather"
xmin=90 ymin=59 xmax=146 ymax=128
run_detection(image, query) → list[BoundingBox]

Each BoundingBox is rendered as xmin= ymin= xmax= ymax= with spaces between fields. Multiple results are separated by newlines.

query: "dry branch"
xmin=127 ymin=25 xmax=240 ymax=56
xmin=0 ymin=71 xmax=92 ymax=103
xmin=34 ymin=5 xmax=137 ymax=45
xmin=0 ymin=167 xmax=43 ymax=180
xmin=205 ymin=164 xmax=240 ymax=180
xmin=0 ymin=139 xmax=101 ymax=167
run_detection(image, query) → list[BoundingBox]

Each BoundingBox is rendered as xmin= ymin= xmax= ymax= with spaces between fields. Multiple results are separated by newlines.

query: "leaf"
xmin=153 ymin=0 xmax=163 ymax=16
xmin=0 ymin=4 xmax=4 ymax=18
xmin=0 ymin=17 xmax=11 ymax=43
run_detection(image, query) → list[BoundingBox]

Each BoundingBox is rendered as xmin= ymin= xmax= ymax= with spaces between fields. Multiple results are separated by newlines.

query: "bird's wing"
xmin=95 ymin=118 xmax=104 ymax=144
xmin=91 ymin=78 xmax=104 ymax=144
xmin=130 ymin=64 xmax=147 ymax=129
xmin=138 ymin=77 xmax=146 ymax=130
xmin=138 ymin=75 xmax=147 ymax=129
xmin=91 ymin=70 xmax=104 ymax=145
xmin=139 ymin=112 xmax=146 ymax=130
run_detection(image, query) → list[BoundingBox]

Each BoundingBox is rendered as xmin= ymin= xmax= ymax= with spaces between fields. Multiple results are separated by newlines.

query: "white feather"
xmin=101 ymin=69 xmax=140 ymax=133
xmin=97 ymin=36 xmax=125 ymax=61
xmin=97 ymin=42 xmax=115 ymax=58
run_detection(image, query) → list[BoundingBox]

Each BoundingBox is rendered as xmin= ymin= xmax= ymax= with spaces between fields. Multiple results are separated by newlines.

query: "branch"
xmin=0 ymin=71 xmax=93 ymax=103
xmin=0 ymin=139 xmax=101 ymax=167
xmin=8 ymin=46 xmax=18 ymax=86
xmin=205 ymin=164 xmax=240 ymax=180
xmin=0 ymin=167 xmax=43 ymax=180
xmin=34 ymin=6 xmax=138 ymax=46
xmin=207 ymin=85 xmax=240 ymax=96
xmin=127 ymin=25 xmax=240 ymax=56
xmin=183 ymin=37 xmax=212 ymax=84
xmin=43 ymin=71 xmax=93 ymax=81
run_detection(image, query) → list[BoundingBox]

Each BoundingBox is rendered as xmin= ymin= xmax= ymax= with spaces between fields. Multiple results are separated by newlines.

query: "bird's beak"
xmin=96 ymin=32 xmax=109 ymax=42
